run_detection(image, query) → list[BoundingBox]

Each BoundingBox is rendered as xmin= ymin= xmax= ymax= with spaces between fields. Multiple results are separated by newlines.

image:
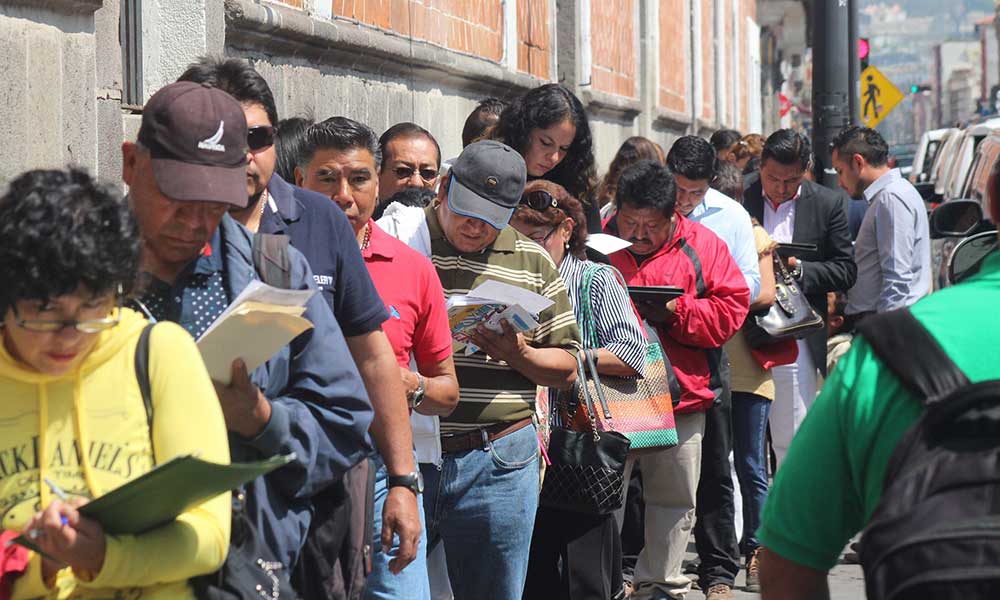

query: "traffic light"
xmin=910 ymin=84 xmax=931 ymax=94
xmin=859 ymin=38 xmax=870 ymax=71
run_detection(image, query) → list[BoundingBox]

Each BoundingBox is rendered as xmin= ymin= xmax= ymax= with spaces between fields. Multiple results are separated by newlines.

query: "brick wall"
xmin=517 ymin=0 xmax=551 ymax=79
xmin=701 ymin=0 xmax=714 ymax=121
xmin=590 ymin=0 xmax=637 ymax=98
xmin=319 ymin=0 xmax=506 ymax=63
xmin=659 ymin=0 xmax=687 ymax=114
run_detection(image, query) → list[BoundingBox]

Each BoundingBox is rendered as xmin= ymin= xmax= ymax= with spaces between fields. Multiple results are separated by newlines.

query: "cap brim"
xmin=447 ymin=176 xmax=513 ymax=230
xmin=151 ymin=158 xmax=248 ymax=208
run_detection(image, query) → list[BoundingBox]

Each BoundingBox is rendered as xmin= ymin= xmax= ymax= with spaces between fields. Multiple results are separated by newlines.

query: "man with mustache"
xmin=604 ymin=160 xmax=750 ymax=600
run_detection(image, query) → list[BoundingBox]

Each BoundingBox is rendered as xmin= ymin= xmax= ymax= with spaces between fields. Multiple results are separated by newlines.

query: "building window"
xmin=120 ymin=0 xmax=143 ymax=107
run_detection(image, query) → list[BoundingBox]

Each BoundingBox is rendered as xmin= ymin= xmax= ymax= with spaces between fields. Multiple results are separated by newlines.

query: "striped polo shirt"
xmin=424 ymin=204 xmax=582 ymax=434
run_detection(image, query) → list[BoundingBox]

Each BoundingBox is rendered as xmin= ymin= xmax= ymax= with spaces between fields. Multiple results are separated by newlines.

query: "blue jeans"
xmin=364 ymin=454 xmax=431 ymax=600
xmin=731 ymin=392 xmax=771 ymax=555
xmin=421 ymin=424 xmax=539 ymax=600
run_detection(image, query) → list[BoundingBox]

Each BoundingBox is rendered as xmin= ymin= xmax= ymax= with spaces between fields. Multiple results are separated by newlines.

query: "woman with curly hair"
xmin=512 ymin=180 xmax=648 ymax=600
xmin=597 ymin=136 xmax=665 ymax=217
xmin=721 ymin=133 xmax=765 ymax=174
xmin=0 ymin=169 xmax=230 ymax=599
xmin=492 ymin=84 xmax=602 ymax=232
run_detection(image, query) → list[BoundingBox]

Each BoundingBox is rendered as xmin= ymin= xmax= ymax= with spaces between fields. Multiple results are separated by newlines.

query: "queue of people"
xmin=0 ymin=54 xmax=958 ymax=600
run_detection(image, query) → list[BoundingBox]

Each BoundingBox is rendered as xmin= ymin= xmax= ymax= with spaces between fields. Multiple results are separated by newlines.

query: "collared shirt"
xmin=759 ymin=250 xmax=1000 ymax=571
xmin=362 ymin=219 xmax=453 ymax=369
xmin=261 ymin=174 xmax=388 ymax=336
xmin=558 ymin=253 xmax=647 ymax=375
xmin=133 ymin=228 xmax=229 ymax=338
xmin=689 ymin=187 xmax=761 ymax=300
xmin=846 ymin=168 xmax=932 ymax=314
xmin=424 ymin=204 xmax=582 ymax=433
xmin=762 ymin=194 xmax=797 ymax=244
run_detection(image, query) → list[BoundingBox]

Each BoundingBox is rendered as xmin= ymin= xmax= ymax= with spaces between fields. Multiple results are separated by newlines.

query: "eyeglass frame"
xmin=10 ymin=291 xmax=125 ymax=334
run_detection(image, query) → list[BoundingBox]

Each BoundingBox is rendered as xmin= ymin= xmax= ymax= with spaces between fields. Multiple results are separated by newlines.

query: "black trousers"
xmin=524 ymin=506 xmax=624 ymax=600
xmin=694 ymin=384 xmax=741 ymax=589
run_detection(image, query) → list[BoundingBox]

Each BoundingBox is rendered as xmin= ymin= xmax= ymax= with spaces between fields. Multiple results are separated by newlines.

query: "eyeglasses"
xmin=529 ymin=223 xmax=562 ymax=246
xmin=247 ymin=126 xmax=275 ymax=152
xmin=13 ymin=300 xmax=123 ymax=333
xmin=392 ymin=166 xmax=439 ymax=183
xmin=520 ymin=190 xmax=558 ymax=212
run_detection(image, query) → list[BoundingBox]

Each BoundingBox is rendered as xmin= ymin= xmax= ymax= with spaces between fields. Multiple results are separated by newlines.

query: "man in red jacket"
xmin=606 ymin=160 xmax=750 ymax=600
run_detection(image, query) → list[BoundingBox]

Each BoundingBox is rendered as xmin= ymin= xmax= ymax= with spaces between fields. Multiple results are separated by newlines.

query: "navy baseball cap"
xmin=447 ymin=140 xmax=527 ymax=229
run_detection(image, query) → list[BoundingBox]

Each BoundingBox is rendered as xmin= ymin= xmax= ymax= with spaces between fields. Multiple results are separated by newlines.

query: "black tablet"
xmin=627 ymin=286 xmax=685 ymax=303
xmin=776 ymin=242 xmax=818 ymax=253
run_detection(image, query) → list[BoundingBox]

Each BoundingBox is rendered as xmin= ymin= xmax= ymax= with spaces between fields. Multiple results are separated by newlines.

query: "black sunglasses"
xmin=392 ymin=166 xmax=439 ymax=182
xmin=520 ymin=190 xmax=558 ymax=211
xmin=247 ymin=125 xmax=275 ymax=152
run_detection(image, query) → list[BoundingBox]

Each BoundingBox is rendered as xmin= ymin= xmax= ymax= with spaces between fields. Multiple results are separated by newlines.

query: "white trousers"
xmin=768 ymin=340 xmax=818 ymax=469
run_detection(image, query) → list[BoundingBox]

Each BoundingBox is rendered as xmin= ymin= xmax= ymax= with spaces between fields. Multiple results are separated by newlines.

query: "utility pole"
xmin=811 ymin=0 xmax=852 ymax=189
xmin=848 ymin=0 xmax=860 ymax=125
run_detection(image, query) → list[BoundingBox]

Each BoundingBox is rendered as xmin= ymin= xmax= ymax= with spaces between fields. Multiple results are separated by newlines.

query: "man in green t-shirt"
xmin=756 ymin=172 xmax=1000 ymax=599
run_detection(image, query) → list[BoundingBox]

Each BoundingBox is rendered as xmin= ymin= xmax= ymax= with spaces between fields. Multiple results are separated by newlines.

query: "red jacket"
xmin=607 ymin=214 xmax=750 ymax=413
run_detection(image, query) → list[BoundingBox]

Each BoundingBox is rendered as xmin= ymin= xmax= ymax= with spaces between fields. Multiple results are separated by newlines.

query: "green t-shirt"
xmin=758 ymin=250 xmax=1000 ymax=571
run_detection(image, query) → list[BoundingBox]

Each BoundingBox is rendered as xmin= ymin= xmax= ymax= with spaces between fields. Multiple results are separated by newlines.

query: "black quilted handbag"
xmin=539 ymin=349 xmax=632 ymax=515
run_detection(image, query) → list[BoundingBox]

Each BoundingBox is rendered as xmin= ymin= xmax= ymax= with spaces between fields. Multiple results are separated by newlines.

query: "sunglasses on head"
xmin=520 ymin=190 xmax=558 ymax=212
xmin=392 ymin=166 xmax=439 ymax=182
xmin=247 ymin=125 xmax=275 ymax=152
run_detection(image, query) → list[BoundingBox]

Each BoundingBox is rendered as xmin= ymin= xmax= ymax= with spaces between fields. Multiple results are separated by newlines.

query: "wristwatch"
xmin=388 ymin=471 xmax=425 ymax=495
xmin=407 ymin=373 xmax=426 ymax=410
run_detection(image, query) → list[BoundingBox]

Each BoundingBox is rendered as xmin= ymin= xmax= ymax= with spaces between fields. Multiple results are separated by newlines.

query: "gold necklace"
xmin=360 ymin=222 xmax=372 ymax=250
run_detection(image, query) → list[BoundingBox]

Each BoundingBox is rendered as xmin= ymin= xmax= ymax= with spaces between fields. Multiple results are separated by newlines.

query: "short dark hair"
xmin=666 ymin=135 xmax=718 ymax=182
xmin=274 ymin=116 xmax=314 ymax=183
xmin=177 ymin=56 xmax=279 ymax=126
xmin=616 ymin=160 xmax=677 ymax=219
xmin=462 ymin=97 xmax=507 ymax=147
xmin=300 ymin=117 xmax=382 ymax=170
xmin=0 ymin=168 xmax=140 ymax=313
xmin=761 ymin=129 xmax=811 ymax=171
xmin=712 ymin=161 xmax=744 ymax=201
xmin=830 ymin=125 xmax=889 ymax=167
xmin=379 ymin=122 xmax=441 ymax=169
xmin=372 ymin=186 xmax=436 ymax=221
xmin=710 ymin=128 xmax=742 ymax=153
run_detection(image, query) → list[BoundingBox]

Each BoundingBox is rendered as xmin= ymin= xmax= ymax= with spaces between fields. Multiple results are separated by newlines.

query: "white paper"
xmin=464 ymin=280 xmax=554 ymax=315
xmin=200 ymin=280 xmax=315 ymax=340
xmin=586 ymin=233 xmax=632 ymax=255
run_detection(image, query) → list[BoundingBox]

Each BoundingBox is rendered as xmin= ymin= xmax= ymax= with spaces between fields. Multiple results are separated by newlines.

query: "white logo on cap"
xmin=198 ymin=121 xmax=226 ymax=152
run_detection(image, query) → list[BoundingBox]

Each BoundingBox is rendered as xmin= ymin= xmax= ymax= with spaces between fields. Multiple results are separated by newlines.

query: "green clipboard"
xmin=8 ymin=453 xmax=294 ymax=552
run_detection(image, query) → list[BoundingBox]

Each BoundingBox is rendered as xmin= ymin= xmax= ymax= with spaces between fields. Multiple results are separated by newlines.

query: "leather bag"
xmin=743 ymin=250 xmax=824 ymax=348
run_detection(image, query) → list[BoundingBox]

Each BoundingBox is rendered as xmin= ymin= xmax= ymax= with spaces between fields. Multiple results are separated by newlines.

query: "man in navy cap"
xmin=122 ymin=81 xmax=373 ymax=579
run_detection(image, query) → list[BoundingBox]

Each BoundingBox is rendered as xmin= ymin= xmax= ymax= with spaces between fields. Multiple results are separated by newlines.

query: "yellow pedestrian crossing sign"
xmin=860 ymin=65 xmax=904 ymax=128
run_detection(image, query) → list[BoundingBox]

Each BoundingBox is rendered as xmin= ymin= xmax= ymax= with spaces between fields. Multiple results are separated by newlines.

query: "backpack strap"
xmin=134 ymin=322 xmax=156 ymax=452
xmin=252 ymin=232 xmax=293 ymax=289
xmin=856 ymin=308 xmax=971 ymax=405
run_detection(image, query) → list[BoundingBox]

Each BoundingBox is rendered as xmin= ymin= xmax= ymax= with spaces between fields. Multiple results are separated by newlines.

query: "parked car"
xmin=927 ymin=128 xmax=965 ymax=205
xmin=910 ymin=128 xmax=952 ymax=184
xmin=941 ymin=119 xmax=1000 ymax=204
xmin=929 ymin=199 xmax=998 ymax=288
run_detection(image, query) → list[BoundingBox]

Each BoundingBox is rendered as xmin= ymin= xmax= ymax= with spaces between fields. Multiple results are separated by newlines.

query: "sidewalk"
xmin=683 ymin=550 xmax=866 ymax=600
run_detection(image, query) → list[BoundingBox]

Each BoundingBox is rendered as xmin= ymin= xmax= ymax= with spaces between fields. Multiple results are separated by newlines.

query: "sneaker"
xmin=705 ymin=583 xmax=735 ymax=600
xmin=745 ymin=547 xmax=761 ymax=592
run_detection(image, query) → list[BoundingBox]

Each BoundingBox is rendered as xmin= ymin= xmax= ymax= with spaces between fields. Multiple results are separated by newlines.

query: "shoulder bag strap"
xmin=577 ymin=261 xmax=604 ymax=349
xmin=134 ymin=322 xmax=156 ymax=453
xmin=856 ymin=308 xmax=971 ymax=405
xmin=252 ymin=232 xmax=293 ymax=289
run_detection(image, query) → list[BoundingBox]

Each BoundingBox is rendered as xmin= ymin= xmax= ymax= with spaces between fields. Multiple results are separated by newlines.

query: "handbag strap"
xmin=577 ymin=260 xmax=636 ymax=348
xmin=574 ymin=351 xmax=600 ymax=439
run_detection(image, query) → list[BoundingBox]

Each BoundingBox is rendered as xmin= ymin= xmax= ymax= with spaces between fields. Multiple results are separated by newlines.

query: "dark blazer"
xmin=743 ymin=177 xmax=857 ymax=375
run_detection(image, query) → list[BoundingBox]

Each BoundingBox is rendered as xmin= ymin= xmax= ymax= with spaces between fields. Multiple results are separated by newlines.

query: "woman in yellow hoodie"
xmin=0 ymin=168 xmax=231 ymax=599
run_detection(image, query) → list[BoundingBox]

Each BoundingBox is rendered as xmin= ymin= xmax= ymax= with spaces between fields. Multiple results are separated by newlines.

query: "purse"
xmin=743 ymin=249 xmax=824 ymax=348
xmin=575 ymin=262 xmax=679 ymax=450
xmin=539 ymin=350 xmax=632 ymax=515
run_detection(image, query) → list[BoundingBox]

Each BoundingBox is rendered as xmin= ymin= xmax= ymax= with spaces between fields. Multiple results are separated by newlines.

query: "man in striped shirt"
xmin=421 ymin=140 xmax=582 ymax=600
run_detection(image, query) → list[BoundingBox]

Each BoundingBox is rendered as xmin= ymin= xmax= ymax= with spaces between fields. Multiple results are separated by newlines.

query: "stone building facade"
xmin=0 ymin=0 xmax=763 ymax=186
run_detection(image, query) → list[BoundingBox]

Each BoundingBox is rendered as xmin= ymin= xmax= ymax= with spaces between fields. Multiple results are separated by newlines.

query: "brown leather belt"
xmin=439 ymin=417 xmax=534 ymax=454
